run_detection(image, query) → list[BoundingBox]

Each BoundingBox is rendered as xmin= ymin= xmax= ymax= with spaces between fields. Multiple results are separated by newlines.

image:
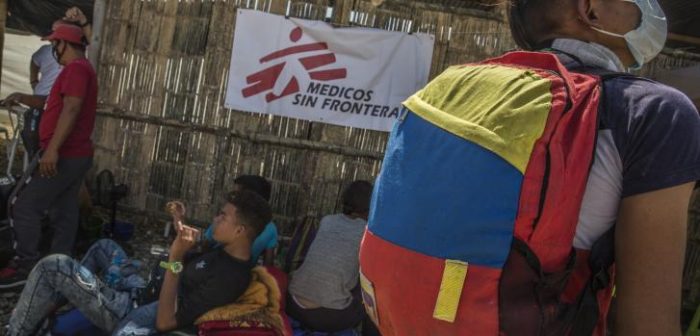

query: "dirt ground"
xmin=0 ymin=209 xmax=172 ymax=325
xmin=0 ymin=134 xmax=172 ymax=324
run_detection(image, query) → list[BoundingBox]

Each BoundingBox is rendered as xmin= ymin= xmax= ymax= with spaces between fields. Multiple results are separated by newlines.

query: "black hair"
xmin=509 ymin=0 xmax=572 ymax=50
xmin=225 ymin=190 xmax=272 ymax=241
xmin=341 ymin=180 xmax=374 ymax=216
xmin=233 ymin=175 xmax=272 ymax=202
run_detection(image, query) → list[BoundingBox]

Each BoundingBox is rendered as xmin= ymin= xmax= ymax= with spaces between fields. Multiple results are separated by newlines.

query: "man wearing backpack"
xmin=359 ymin=0 xmax=700 ymax=335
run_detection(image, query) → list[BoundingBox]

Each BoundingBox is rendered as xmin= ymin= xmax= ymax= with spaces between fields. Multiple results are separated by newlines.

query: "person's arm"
xmin=156 ymin=222 xmax=200 ymax=332
xmin=614 ymin=182 xmax=693 ymax=336
xmin=39 ymin=95 xmax=83 ymax=177
xmin=2 ymin=93 xmax=46 ymax=109
xmin=30 ymin=61 xmax=39 ymax=90
xmin=155 ymin=257 xmax=181 ymax=331
xmin=64 ymin=7 xmax=92 ymax=41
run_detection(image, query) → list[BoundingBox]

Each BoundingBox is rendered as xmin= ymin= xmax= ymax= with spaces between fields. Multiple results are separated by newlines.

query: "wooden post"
xmin=0 ymin=0 xmax=7 ymax=92
xmin=89 ymin=0 xmax=108 ymax=72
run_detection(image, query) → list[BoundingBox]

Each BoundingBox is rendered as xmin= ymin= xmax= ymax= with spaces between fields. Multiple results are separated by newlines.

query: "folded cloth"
xmin=196 ymin=266 xmax=292 ymax=336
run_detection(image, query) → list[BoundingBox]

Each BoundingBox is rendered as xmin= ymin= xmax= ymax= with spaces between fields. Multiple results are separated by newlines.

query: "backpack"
xmin=358 ymin=51 xmax=617 ymax=336
xmin=283 ymin=216 xmax=319 ymax=273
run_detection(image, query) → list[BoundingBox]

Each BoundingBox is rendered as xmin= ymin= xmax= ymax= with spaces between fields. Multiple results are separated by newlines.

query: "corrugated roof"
xmin=4 ymin=0 xmax=699 ymax=52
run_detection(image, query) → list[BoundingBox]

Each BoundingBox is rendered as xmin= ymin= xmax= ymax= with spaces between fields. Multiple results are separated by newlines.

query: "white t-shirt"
xmin=289 ymin=214 xmax=366 ymax=309
xmin=551 ymin=39 xmax=700 ymax=249
xmin=31 ymin=45 xmax=62 ymax=96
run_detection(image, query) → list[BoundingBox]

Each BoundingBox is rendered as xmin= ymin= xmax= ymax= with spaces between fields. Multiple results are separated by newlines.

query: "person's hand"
xmin=64 ymin=7 xmax=88 ymax=26
xmin=169 ymin=221 xmax=201 ymax=261
xmin=39 ymin=149 xmax=59 ymax=178
xmin=2 ymin=93 xmax=25 ymax=107
xmin=165 ymin=201 xmax=186 ymax=224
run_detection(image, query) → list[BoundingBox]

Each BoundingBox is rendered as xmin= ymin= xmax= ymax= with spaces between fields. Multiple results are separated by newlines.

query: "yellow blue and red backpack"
xmin=359 ymin=51 xmax=619 ymax=336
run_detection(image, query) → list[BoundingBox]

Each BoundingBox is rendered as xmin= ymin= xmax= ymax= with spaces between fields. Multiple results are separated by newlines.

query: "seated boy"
xmin=204 ymin=175 xmax=278 ymax=266
xmin=6 ymin=190 xmax=271 ymax=335
xmin=286 ymin=180 xmax=374 ymax=333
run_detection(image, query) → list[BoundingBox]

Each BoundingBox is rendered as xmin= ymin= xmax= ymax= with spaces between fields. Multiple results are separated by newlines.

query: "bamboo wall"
xmin=93 ymin=0 xmax=515 ymax=233
xmin=92 ymin=0 xmax=700 ymax=310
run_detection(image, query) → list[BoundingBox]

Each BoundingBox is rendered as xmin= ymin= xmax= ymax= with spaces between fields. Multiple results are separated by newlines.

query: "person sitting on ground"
xmin=6 ymin=190 xmax=271 ymax=336
xmin=204 ymin=175 xmax=279 ymax=266
xmin=287 ymin=180 xmax=376 ymax=333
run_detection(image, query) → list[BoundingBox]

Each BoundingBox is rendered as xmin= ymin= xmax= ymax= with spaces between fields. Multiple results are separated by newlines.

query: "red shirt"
xmin=40 ymin=58 xmax=97 ymax=157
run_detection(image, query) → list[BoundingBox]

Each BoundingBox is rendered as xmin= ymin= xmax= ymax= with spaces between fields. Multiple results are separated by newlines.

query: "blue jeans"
xmin=8 ymin=239 xmax=158 ymax=336
xmin=111 ymin=302 xmax=158 ymax=336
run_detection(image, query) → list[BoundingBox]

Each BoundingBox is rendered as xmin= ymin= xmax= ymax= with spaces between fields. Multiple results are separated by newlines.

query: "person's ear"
xmin=236 ymin=224 xmax=246 ymax=237
xmin=577 ymin=0 xmax=603 ymax=29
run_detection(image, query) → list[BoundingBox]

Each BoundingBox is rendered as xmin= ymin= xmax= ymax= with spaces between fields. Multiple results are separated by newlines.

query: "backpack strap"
xmin=570 ymin=66 xmax=630 ymax=81
xmin=571 ymin=226 xmax=616 ymax=336
xmin=557 ymin=61 xmax=623 ymax=335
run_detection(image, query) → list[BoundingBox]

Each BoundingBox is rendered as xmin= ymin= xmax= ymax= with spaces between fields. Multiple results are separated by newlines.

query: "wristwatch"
xmin=79 ymin=21 xmax=91 ymax=27
xmin=159 ymin=261 xmax=184 ymax=274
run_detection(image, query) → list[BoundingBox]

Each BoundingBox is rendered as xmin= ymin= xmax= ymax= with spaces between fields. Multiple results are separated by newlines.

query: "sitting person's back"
xmin=289 ymin=213 xmax=366 ymax=309
xmin=287 ymin=180 xmax=375 ymax=333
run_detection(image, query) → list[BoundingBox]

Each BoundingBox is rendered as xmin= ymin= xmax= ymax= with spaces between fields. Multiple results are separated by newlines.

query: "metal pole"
xmin=0 ymin=0 xmax=7 ymax=92
xmin=89 ymin=0 xmax=108 ymax=73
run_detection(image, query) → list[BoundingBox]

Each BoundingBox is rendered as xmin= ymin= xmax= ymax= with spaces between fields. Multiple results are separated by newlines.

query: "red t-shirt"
xmin=40 ymin=58 xmax=97 ymax=157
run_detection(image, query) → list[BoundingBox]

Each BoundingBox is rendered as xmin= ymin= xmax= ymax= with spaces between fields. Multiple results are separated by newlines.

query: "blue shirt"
xmin=250 ymin=222 xmax=279 ymax=263
xmin=204 ymin=221 xmax=278 ymax=264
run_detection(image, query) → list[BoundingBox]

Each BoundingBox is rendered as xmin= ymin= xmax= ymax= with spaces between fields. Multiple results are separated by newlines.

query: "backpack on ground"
xmin=359 ymin=51 xmax=617 ymax=336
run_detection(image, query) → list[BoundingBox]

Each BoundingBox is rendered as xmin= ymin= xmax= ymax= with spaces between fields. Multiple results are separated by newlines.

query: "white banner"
xmin=225 ymin=10 xmax=434 ymax=132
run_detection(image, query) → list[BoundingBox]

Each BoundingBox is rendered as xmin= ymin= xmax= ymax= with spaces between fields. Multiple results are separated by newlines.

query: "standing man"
xmin=0 ymin=23 xmax=97 ymax=289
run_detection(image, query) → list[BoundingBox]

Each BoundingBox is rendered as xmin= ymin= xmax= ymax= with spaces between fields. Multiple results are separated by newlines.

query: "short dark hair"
xmin=225 ymin=190 xmax=272 ymax=241
xmin=234 ymin=175 xmax=272 ymax=202
xmin=508 ymin=0 xmax=572 ymax=50
xmin=341 ymin=180 xmax=373 ymax=216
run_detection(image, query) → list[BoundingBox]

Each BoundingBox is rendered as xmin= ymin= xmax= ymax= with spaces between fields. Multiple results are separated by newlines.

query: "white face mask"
xmin=591 ymin=0 xmax=668 ymax=69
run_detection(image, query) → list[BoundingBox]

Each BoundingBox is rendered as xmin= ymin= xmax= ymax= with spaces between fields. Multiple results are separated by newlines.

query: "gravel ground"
xmin=0 ymin=210 xmax=171 ymax=326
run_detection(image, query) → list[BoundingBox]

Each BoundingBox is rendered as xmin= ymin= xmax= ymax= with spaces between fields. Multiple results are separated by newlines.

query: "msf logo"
xmin=242 ymin=27 xmax=347 ymax=102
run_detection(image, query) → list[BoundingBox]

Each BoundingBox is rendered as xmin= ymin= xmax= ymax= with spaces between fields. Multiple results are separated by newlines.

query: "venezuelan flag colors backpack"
xmin=359 ymin=51 xmax=618 ymax=336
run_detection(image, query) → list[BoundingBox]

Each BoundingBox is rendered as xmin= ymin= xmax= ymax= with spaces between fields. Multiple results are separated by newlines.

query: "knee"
xmin=34 ymin=254 xmax=75 ymax=276
xmin=10 ymin=196 xmax=40 ymax=218
xmin=41 ymin=254 xmax=98 ymax=290
xmin=37 ymin=254 xmax=73 ymax=268
xmin=94 ymin=238 xmax=118 ymax=250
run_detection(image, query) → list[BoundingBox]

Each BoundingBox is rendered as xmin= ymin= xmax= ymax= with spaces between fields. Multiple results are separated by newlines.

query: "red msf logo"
xmin=242 ymin=27 xmax=348 ymax=102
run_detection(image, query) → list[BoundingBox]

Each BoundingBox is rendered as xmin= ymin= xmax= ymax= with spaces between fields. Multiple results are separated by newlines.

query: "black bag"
xmin=21 ymin=108 xmax=42 ymax=159
xmin=137 ymin=256 xmax=168 ymax=306
xmin=0 ymin=176 xmax=15 ymax=221
xmin=0 ymin=222 xmax=13 ymax=268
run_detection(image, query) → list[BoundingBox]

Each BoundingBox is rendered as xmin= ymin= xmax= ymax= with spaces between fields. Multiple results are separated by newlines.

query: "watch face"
xmin=172 ymin=262 xmax=184 ymax=273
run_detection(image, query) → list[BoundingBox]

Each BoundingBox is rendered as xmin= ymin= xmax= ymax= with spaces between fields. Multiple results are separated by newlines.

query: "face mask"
xmin=591 ymin=0 xmax=667 ymax=69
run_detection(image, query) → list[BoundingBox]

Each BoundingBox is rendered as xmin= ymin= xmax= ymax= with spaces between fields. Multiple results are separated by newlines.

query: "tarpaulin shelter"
xmin=6 ymin=0 xmax=93 ymax=36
